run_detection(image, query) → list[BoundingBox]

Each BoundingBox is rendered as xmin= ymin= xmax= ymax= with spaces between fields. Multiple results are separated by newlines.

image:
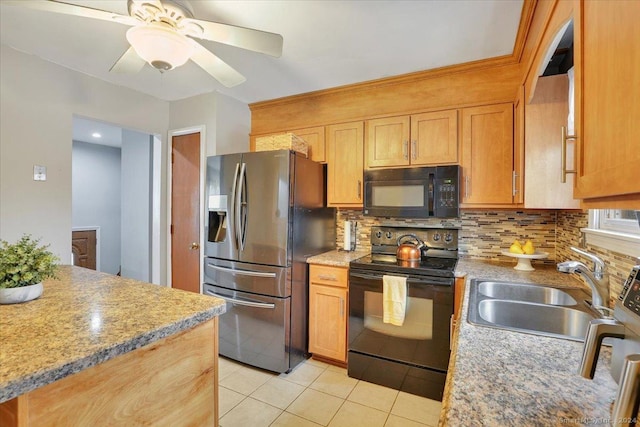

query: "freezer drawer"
xmin=204 ymin=284 xmax=290 ymax=373
xmin=204 ymin=258 xmax=291 ymax=297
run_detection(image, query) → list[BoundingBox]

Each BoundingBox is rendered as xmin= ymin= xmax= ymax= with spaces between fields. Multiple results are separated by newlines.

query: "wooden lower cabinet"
xmin=0 ymin=319 xmax=219 ymax=427
xmin=308 ymin=264 xmax=348 ymax=363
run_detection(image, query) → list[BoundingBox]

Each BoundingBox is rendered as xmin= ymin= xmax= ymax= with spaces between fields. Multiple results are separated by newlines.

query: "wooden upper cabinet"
xmin=460 ymin=103 xmax=515 ymax=206
xmin=411 ymin=110 xmax=458 ymax=166
xmin=574 ymin=0 xmax=640 ymax=206
xmin=326 ymin=121 xmax=364 ymax=207
xmin=292 ymin=126 xmax=326 ymax=163
xmin=525 ymin=76 xmax=580 ymax=209
xmin=365 ymin=116 xmax=410 ymax=168
xmin=365 ymin=111 xmax=458 ymax=169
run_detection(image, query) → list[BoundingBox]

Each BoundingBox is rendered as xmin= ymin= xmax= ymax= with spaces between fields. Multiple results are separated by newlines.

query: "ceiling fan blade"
xmin=188 ymin=40 xmax=246 ymax=88
xmin=4 ymin=0 xmax=138 ymax=26
xmin=109 ymin=47 xmax=146 ymax=73
xmin=185 ymin=18 xmax=283 ymax=58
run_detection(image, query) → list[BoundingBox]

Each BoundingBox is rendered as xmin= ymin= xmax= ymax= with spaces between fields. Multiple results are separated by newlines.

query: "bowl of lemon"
xmin=501 ymin=239 xmax=548 ymax=271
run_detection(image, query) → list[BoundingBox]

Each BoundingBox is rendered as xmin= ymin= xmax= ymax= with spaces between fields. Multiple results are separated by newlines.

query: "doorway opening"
xmin=71 ymin=115 xmax=162 ymax=283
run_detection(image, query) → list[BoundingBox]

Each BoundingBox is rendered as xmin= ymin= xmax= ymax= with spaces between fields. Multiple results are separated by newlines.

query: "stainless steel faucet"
xmin=557 ymin=247 xmax=609 ymax=310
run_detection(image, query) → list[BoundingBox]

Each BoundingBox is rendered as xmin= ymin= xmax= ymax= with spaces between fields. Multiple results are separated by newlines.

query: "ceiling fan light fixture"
xmin=126 ymin=24 xmax=194 ymax=71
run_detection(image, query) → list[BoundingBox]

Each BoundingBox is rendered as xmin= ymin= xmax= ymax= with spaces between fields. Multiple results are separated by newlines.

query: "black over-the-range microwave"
xmin=363 ymin=165 xmax=460 ymax=218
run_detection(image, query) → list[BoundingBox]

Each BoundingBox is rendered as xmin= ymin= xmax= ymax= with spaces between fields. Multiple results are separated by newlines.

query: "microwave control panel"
xmin=436 ymin=178 xmax=458 ymax=208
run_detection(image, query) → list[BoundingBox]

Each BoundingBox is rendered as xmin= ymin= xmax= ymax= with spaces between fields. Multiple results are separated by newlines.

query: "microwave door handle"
xmin=429 ymin=172 xmax=436 ymax=216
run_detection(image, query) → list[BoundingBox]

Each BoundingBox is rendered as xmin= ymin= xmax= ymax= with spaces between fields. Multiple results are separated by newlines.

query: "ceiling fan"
xmin=7 ymin=0 xmax=284 ymax=87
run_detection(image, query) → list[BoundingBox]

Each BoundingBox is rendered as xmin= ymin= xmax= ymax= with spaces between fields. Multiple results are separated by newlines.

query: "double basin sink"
xmin=467 ymin=279 xmax=596 ymax=341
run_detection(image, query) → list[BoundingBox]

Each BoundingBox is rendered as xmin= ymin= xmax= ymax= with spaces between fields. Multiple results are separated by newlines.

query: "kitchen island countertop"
xmin=0 ymin=265 xmax=226 ymax=403
xmin=442 ymin=258 xmax=618 ymax=426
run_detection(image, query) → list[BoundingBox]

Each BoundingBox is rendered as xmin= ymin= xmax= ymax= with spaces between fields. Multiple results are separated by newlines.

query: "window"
xmin=586 ymin=210 xmax=640 ymax=256
xmin=597 ymin=210 xmax=640 ymax=235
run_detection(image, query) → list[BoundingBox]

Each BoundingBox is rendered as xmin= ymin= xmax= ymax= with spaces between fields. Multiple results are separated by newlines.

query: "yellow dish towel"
xmin=383 ymin=275 xmax=407 ymax=326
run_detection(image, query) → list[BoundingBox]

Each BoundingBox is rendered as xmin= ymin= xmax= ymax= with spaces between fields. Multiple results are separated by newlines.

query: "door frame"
xmin=166 ymin=126 xmax=206 ymax=291
xmin=72 ymin=226 xmax=100 ymax=270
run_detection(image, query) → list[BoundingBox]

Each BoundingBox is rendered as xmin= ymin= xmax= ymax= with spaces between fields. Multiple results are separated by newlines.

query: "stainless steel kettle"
xmin=396 ymin=234 xmax=424 ymax=261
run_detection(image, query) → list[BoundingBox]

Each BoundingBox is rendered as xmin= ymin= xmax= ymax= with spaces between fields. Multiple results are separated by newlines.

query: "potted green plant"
xmin=0 ymin=234 xmax=59 ymax=304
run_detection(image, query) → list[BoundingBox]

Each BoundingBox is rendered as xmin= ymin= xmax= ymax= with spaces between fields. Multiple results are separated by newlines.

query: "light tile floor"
xmin=218 ymin=357 xmax=442 ymax=427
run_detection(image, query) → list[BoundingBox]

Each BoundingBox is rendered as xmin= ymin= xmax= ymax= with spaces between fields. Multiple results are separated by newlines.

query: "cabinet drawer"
xmin=309 ymin=265 xmax=348 ymax=288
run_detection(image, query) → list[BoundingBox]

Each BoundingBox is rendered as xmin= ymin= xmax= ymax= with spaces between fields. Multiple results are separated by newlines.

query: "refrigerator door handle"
xmin=236 ymin=162 xmax=247 ymax=251
xmin=204 ymin=290 xmax=276 ymax=309
xmin=230 ymin=162 xmax=241 ymax=252
xmin=206 ymin=263 xmax=277 ymax=278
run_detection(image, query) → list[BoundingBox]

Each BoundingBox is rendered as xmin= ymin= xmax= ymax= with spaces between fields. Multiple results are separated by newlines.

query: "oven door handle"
xmin=349 ymin=272 xmax=391 ymax=281
xmin=350 ymin=271 xmax=453 ymax=286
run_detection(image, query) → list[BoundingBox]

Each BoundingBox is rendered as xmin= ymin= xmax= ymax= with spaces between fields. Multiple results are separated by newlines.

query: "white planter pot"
xmin=0 ymin=283 xmax=43 ymax=304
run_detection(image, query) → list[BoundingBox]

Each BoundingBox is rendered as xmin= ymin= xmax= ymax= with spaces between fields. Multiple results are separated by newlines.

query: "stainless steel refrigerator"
xmin=203 ymin=150 xmax=335 ymax=373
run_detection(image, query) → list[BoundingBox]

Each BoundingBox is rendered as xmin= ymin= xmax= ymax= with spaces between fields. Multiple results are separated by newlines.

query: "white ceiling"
xmin=0 ymin=0 xmax=524 ymax=104
xmin=73 ymin=116 xmax=124 ymax=147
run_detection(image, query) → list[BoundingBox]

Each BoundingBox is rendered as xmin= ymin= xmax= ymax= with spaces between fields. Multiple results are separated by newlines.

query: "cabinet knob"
xmin=190 ymin=242 xmax=200 ymax=250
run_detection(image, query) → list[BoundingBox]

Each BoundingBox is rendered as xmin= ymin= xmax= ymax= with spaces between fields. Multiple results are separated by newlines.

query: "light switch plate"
xmin=33 ymin=165 xmax=47 ymax=181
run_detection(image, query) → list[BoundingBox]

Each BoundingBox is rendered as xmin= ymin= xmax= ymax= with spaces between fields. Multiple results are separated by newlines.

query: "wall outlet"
xmin=33 ymin=165 xmax=46 ymax=181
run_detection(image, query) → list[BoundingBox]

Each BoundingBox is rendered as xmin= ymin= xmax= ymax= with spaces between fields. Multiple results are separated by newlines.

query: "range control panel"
xmin=370 ymin=226 xmax=459 ymax=254
xmin=621 ymin=265 xmax=640 ymax=315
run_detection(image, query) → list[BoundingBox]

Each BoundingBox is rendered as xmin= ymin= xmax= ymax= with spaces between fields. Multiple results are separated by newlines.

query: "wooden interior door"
xmin=171 ymin=133 xmax=201 ymax=293
xmin=71 ymin=230 xmax=96 ymax=270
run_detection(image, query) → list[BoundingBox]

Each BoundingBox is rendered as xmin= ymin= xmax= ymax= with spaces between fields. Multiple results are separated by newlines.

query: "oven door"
xmin=348 ymin=269 xmax=453 ymax=371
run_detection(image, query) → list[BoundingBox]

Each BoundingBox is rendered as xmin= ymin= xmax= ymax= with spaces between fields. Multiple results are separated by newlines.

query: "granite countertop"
xmin=307 ymin=249 xmax=369 ymax=267
xmin=0 ymin=266 xmax=226 ymax=403
xmin=441 ymin=259 xmax=618 ymax=426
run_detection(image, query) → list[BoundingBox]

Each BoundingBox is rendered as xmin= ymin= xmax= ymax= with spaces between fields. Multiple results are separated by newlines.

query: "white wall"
xmin=71 ymin=140 xmax=121 ymax=274
xmin=168 ymin=91 xmax=250 ymax=156
xmin=1 ymin=45 xmax=251 ymax=284
xmin=121 ymin=130 xmax=152 ymax=281
xmin=212 ymin=92 xmax=251 ymax=155
xmin=0 ymin=45 xmax=170 ymax=263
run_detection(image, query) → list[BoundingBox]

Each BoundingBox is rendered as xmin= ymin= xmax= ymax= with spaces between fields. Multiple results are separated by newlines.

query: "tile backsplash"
xmin=336 ymin=208 xmax=638 ymax=307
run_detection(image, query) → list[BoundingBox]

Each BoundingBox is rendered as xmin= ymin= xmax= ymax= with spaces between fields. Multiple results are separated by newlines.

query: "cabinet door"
xmin=460 ymin=103 xmax=515 ymax=205
xmin=574 ymin=0 xmax=640 ymax=205
xmin=365 ymin=116 xmax=410 ymax=168
xmin=293 ymin=126 xmax=326 ymax=163
xmin=326 ymin=121 xmax=364 ymax=207
xmin=525 ymin=76 xmax=579 ymax=208
xmin=308 ymin=284 xmax=347 ymax=362
xmin=411 ymin=110 xmax=458 ymax=165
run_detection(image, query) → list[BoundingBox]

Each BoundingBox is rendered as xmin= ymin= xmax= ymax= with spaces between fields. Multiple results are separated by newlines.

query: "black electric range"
xmin=347 ymin=226 xmax=460 ymax=400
